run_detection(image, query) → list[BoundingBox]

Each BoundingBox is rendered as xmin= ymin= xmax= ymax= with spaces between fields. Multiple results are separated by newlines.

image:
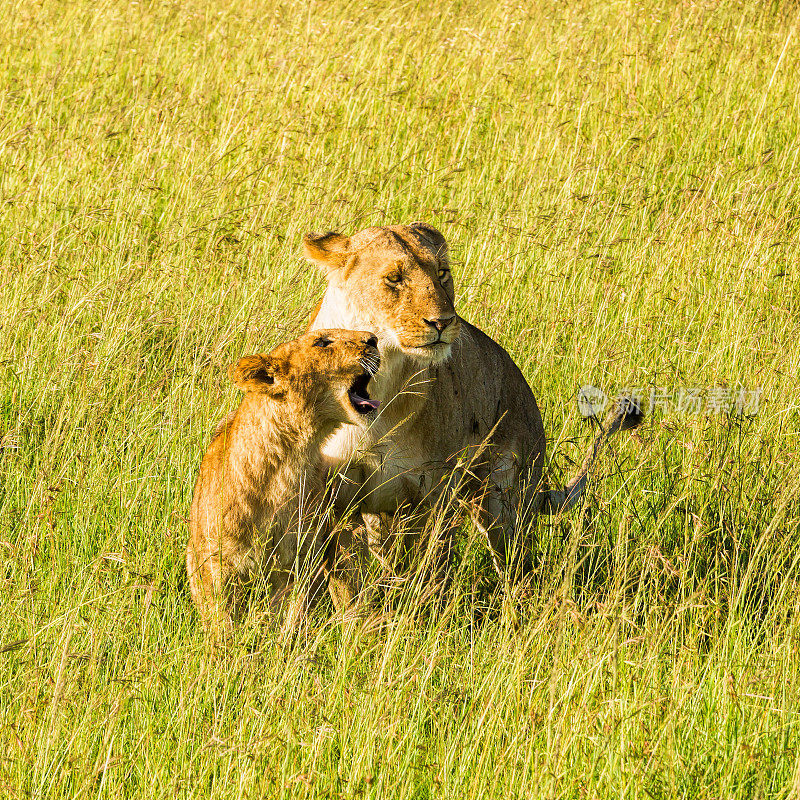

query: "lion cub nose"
xmin=424 ymin=315 xmax=454 ymax=333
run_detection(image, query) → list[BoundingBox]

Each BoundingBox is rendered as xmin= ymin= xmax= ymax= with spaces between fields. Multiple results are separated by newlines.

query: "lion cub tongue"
xmin=349 ymin=391 xmax=380 ymax=413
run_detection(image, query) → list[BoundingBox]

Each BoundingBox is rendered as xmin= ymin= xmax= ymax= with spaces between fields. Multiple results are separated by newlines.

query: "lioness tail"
xmin=542 ymin=396 xmax=643 ymax=513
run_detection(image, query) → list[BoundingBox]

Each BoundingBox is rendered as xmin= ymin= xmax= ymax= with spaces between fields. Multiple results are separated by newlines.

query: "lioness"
xmin=305 ymin=223 xmax=641 ymax=585
xmin=186 ymin=329 xmax=380 ymax=640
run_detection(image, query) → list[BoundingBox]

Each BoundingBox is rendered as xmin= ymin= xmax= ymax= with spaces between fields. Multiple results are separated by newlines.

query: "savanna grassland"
xmin=2 ymin=0 xmax=800 ymax=797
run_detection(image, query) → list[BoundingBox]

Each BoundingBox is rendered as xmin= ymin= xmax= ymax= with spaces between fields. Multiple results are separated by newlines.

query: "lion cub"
xmin=187 ymin=329 xmax=380 ymax=641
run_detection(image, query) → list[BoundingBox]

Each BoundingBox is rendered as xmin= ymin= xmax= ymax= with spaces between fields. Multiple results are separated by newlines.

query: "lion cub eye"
xmin=438 ymin=268 xmax=450 ymax=280
xmin=313 ymin=337 xmax=333 ymax=348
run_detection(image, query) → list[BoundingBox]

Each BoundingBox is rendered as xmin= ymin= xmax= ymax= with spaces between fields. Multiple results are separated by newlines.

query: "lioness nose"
xmin=424 ymin=315 xmax=454 ymax=333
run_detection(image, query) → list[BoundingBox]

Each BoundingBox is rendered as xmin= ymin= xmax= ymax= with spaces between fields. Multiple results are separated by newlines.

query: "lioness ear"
xmin=229 ymin=355 xmax=277 ymax=393
xmin=408 ymin=222 xmax=449 ymax=264
xmin=302 ymin=231 xmax=350 ymax=271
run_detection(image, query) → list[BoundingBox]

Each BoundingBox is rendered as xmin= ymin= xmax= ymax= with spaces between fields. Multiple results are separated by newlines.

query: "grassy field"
xmin=2 ymin=0 xmax=800 ymax=796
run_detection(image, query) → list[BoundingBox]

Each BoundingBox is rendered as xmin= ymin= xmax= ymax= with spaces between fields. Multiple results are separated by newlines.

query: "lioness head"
xmin=229 ymin=329 xmax=380 ymax=425
xmin=304 ymin=223 xmax=461 ymax=364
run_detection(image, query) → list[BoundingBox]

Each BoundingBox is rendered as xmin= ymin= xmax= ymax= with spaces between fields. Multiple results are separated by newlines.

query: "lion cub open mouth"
xmin=348 ymin=369 xmax=380 ymax=415
xmin=347 ymin=351 xmax=381 ymax=414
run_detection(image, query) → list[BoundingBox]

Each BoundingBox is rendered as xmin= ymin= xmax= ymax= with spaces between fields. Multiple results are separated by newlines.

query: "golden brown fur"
xmin=186 ymin=329 xmax=379 ymax=641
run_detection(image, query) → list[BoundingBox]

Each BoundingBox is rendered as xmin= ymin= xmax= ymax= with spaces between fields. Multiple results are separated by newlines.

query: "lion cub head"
xmin=304 ymin=223 xmax=461 ymax=364
xmin=229 ymin=329 xmax=381 ymax=426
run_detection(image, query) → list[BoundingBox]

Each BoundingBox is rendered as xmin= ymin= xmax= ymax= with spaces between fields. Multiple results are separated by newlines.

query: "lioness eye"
xmin=313 ymin=337 xmax=333 ymax=348
xmin=438 ymin=268 xmax=450 ymax=280
xmin=385 ymin=273 xmax=402 ymax=286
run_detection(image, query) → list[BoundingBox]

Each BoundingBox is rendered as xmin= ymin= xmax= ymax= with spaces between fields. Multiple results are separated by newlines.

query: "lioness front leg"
xmin=368 ymin=509 xmax=457 ymax=607
xmin=325 ymin=517 xmax=372 ymax=613
xmin=325 ymin=510 xmax=433 ymax=611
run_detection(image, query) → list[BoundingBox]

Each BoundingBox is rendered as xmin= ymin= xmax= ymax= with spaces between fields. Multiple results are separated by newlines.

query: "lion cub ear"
xmin=229 ymin=355 xmax=278 ymax=393
xmin=302 ymin=231 xmax=350 ymax=271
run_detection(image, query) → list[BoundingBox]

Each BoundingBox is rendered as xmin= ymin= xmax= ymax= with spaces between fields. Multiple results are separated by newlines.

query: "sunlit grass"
xmin=2 ymin=0 xmax=800 ymax=797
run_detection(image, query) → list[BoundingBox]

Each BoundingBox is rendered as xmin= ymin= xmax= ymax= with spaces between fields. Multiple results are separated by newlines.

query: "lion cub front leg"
xmin=326 ymin=510 xmax=452 ymax=611
xmin=271 ymin=528 xmax=335 ymax=640
xmin=186 ymin=530 xmax=254 ymax=643
xmin=186 ymin=542 xmax=231 ymax=643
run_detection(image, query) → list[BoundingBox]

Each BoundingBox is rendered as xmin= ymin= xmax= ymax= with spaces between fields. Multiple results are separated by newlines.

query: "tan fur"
xmin=305 ymin=223 xmax=547 ymax=583
xmin=186 ymin=329 xmax=379 ymax=641
xmin=305 ymin=224 xmax=642 ymax=592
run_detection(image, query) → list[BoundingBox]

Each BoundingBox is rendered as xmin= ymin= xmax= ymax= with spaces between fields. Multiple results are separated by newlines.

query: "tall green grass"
xmin=2 ymin=0 xmax=800 ymax=796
